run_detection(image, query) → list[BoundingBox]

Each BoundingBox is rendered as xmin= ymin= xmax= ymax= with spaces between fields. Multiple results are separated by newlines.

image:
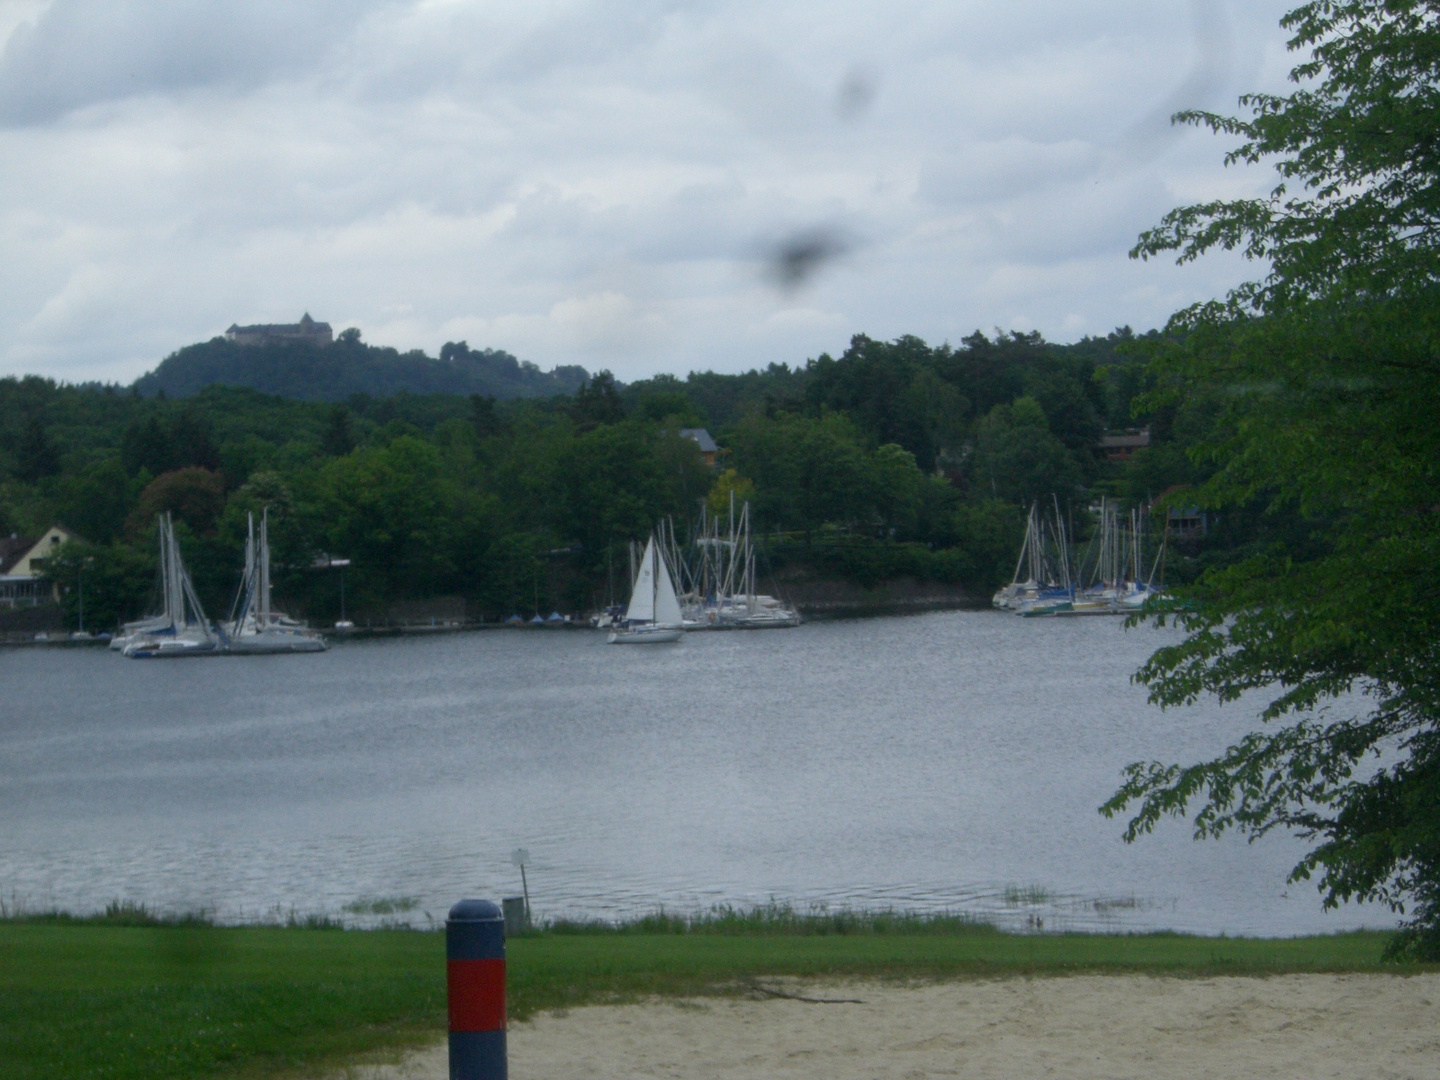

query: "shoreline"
xmin=0 ymin=593 xmax=992 ymax=647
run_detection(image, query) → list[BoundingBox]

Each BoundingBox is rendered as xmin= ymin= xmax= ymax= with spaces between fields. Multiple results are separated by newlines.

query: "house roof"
xmin=0 ymin=534 xmax=34 ymax=575
xmin=680 ymin=427 xmax=718 ymax=453
xmin=0 ymin=525 xmax=79 ymax=577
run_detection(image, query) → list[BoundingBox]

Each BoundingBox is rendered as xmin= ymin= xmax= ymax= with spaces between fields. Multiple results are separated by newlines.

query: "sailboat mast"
xmin=166 ymin=513 xmax=183 ymax=625
xmin=259 ymin=508 xmax=271 ymax=627
xmin=156 ymin=515 xmax=171 ymax=625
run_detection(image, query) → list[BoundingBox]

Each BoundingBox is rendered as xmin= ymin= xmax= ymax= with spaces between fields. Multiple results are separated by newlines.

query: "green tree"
xmin=15 ymin=415 xmax=59 ymax=482
xmin=804 ymin=335 xmax=970 ymax=472
xmin=952 ymin=499 xmax=1025 ymax=589
xmin=321 ymin=405 xmax=356 ymax=457
xmin=469 ymin=394 xmax=504 ymax=439
xmin=120 ymin=415 xmax=171 ymax=476
xmin=729 ymin=410 xmax=877 ymax=541
xmin=872 ymin=443 xmax=924 ymax=536
xmin=569 ymin=371 xmax=626 ymax=429
xmin=50 ymin=457 xmax=138 ymax=545
xmin=706 ymin=468 xmax=755 ymax=517
xmin=542 ymin=422 xmax=705 ymax=562
xmin=312 ymin=436 xmax=480 ymax=606
xmin=1105 ymin=0 xmax=1440 ymax=958
xmin=967 ymin=398 xmax=1083 ymax=506
xmin=120 ymin=410 xmax=219 ymax=476
xmin=45 ymin=539 xmax=157 ymax=631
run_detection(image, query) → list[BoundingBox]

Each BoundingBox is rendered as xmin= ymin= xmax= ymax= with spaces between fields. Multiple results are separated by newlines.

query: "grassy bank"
xmin=1 ymin=907 xmax=1425 ymax=1080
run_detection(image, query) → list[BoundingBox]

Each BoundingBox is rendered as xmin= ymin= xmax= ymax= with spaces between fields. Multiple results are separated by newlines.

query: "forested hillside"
xmin=132 ymin=333 xmax=590 ymax=401
xmin=0 ymin=327 xmax=1239 ymax=627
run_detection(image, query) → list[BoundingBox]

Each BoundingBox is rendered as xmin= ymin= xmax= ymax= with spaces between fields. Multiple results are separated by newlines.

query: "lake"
xmin=0 ymin=611 xmax=1386 ymax=935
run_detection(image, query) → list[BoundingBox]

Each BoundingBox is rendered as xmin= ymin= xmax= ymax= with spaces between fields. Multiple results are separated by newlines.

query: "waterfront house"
xmin=0 ymin=525 xmax=77 ymax=607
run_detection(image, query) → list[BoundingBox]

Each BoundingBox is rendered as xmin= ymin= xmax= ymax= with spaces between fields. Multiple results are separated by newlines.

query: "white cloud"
xmin=0 ymin=0 xmax=1302 ymax=384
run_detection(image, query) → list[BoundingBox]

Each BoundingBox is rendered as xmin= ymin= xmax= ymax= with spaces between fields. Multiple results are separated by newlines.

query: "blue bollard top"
xmin=449 ymin=898 xmax=502 ymax=923
xmin=448 ymin=899 xmax=505 ymax=962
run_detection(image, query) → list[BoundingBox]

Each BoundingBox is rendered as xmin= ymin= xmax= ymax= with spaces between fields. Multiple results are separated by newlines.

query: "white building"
xmin=0 ymin=525 xmax=76 ymax=607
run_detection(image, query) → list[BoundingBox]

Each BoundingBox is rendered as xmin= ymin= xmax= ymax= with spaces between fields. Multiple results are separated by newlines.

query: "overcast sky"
xmin=0 ymin=0 xmax=1299 ymax=385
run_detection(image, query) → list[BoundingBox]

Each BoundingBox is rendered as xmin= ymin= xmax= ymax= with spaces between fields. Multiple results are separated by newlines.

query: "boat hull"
xmin=607 ymin=627 xmax=683 ymax=644
xmin=122 ymin=636 xmax=219 ymax=659
xmin=226 ymin=633 xmax=328 ymax=654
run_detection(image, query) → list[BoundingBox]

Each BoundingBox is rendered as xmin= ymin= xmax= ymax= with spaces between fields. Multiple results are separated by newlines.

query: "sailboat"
xmin=1067 ymin=500 xmax=1166 ymax=615
xmin=122 ymin=513 xmax=219 ymax=658
xmin=607 ymin=533 xmax=685 ymax=644
xmin=995 ymin=498 xmax=1077 ymax=616
xmin=109 ymin=533 xmax=174 ymax=651
xmin=224 ymin=509 xmax=327 ymax=654
xmin=680 ymin=497 xmax=800 ymax=629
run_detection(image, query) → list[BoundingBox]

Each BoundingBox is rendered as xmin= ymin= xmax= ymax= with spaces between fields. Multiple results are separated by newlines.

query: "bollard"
xmin=447 ymin=899 xmax=506 ymax=1080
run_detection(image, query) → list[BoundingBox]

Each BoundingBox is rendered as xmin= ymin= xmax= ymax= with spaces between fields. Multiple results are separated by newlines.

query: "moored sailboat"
xmin=680 ymin=497 xmax=799 ymax=629
xmin=224 ymin=509 xmax=327 ymax=654
xmin=122 ymin=513 xmax=219 ymax=658
xmin=608 ymin=533 xmax=685 ymax=644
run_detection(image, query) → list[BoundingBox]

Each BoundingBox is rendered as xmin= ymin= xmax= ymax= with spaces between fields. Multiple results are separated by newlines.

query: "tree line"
xmin=0 ymin=325 xmax=1224 ymax=629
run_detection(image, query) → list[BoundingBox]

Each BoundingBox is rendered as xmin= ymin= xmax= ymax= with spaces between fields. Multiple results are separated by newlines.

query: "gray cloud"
xmin=0 ymin=0 xmax=1299 ymax=384
xmin=0 ymin=0 xmax=381 ymax=125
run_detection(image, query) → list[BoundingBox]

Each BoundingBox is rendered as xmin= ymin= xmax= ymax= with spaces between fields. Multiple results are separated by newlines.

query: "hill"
xmin=132 ymin=336 xmax=589 ymax=401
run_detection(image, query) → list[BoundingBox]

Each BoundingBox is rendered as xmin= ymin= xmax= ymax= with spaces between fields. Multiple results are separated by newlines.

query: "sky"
xmin=0 ymin=0 xmax=1302 ymax=385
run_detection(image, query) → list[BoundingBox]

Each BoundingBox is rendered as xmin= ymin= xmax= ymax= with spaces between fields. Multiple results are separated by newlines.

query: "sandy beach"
xmin=343 ymin=973 xmax=1440 ymax=1080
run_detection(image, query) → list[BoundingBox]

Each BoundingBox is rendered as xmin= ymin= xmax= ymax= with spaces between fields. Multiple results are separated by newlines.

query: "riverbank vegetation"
xmin=0 ymin=912 xmax=1418 ymax=1080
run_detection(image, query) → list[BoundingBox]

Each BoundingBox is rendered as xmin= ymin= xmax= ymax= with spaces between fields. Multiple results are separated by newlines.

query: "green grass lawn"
xmin=0 ymin=913 xmax=1425 ymax=1080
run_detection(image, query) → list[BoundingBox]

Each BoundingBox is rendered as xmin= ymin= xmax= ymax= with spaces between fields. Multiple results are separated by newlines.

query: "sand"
xmin=341 ymin=974 xmax=1440 ymax=1080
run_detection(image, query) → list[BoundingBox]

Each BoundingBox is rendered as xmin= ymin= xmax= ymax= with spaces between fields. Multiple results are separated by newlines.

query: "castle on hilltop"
xmin=225 ymin=313 xmax=333 ymax=347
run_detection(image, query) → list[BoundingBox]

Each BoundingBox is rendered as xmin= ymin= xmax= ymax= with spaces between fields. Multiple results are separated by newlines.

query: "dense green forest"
xmin=0 ymin=327 xmax=1229 ymax=628
xmin=132 ymin=332 xmax=590 ymax=401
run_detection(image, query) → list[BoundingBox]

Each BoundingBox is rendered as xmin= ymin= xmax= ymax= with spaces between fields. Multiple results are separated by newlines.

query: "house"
xmin=0 ymin=525 xmax=77 ymax=607
xmin=1099 ymin=427 xmax=1150 ymax=462
xmin=1167 ymin=507 xmax=1208 ymax=540
xmin=225 ymin=312 xmax=333 ymax=347
xmin=680 ymin=428 xmax=719 ymax=467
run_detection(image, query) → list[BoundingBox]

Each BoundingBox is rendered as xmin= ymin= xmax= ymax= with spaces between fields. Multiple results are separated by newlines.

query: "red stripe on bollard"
xmin=448 ymin=958 xmax=507 ymax=1032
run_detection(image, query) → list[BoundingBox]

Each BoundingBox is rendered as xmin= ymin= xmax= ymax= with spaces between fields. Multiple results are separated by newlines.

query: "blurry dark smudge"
xmin=835 ymin=65 xmax=878 ymax=122
xmin=767 ymin=227 xmax=850 ymax=291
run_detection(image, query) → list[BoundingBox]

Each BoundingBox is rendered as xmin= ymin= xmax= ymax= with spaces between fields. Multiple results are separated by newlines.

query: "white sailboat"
xmin=681 ymin=497 xmax=800 ymax=629
xmin=999 ymin=498 xmax=1077 ymax=616
xmin=608 ymin=533 xmax=685 ymax=644
xmin=122 ymin=513 xmax=219 ymax=658
xmin=110 ymin=525 xmax=176 ymax=650
xmin=223 ymin=509 xmax=327 ymax=654
xmin=1066 ymin=500 xmax=1165 ymax=615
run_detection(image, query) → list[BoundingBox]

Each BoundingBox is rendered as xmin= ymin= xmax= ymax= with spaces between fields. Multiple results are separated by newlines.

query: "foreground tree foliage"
xmin=1105 ymin=0 xmax=1440 ymax=958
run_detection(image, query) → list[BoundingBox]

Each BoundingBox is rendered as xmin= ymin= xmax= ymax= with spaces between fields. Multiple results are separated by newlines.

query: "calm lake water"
xmin=0 ymin=612 xmax=1386 ymax=936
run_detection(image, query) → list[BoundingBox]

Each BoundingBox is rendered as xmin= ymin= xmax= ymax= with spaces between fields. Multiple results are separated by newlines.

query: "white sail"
xmin=625 ymin=536 xmax=658 ymax=623
xmin=609 ymin=530 xmax=686 ymax=643
xmin=653 ymin=542 xmax=683 ymax=627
